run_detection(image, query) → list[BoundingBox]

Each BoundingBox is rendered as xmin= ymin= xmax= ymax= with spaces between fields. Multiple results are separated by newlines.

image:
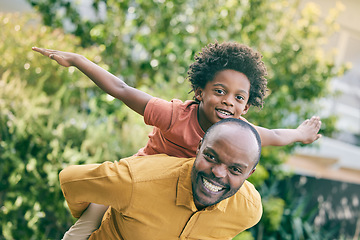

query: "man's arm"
xmin=32 ymin=47 xmax=152 ymax=115
xmin=59 ymin=161 xmax=132 ymax=218
xmin=254 ymin=116 xmax=322 ymax=147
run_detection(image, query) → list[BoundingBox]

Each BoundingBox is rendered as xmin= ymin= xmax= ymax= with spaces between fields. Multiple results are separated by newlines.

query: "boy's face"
xmin=196 ymin=69 xmax=250 ymax=131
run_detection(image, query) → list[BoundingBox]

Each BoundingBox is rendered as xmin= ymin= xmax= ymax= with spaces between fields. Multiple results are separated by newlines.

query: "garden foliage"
xmin=1 ymin=0 xmax=347 ymax=238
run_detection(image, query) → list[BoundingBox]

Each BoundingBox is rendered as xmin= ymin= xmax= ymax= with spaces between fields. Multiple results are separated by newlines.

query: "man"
xmin=59 ymin=118 xmax=262 ymax=239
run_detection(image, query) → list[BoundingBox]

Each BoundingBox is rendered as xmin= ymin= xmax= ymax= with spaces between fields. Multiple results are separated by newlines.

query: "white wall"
xmin=0 ymin=0 xmax=32 ymax=12
xmin=301 ymin=0 xmax=360 ymax=144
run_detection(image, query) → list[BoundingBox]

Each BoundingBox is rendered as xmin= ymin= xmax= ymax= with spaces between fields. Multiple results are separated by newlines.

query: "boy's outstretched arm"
xmin=254 ymin=116 xmax=322 ymax=147
xmin=32 ymin=47 xmax=152 ymax=116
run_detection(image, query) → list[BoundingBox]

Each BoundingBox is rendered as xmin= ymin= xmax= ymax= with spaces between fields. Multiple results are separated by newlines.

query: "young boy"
xmin=32 ymin=42 xmax=321 ymax=239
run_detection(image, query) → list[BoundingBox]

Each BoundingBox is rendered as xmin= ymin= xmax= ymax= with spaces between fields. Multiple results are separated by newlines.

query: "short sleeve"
xmin=239 ymin=181 xmax=263 ymax=229
xmin=59 ymin=160 xmax=133 ymax=218
xmin=143 ymin=97 xmax=176 ymax=131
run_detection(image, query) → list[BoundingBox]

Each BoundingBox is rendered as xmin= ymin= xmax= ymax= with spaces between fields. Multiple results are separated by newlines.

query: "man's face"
xmin=191 ymin=124 xmax=258 ymax=210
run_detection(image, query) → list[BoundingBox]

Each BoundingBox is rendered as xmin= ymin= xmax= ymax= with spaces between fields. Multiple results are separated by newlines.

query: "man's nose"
xmin=212 ymin=164 xmax=227 ymax=178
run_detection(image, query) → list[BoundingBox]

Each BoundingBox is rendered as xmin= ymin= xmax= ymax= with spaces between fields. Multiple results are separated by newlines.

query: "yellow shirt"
xmin=60 ymin=154 xmax=262 ymax=240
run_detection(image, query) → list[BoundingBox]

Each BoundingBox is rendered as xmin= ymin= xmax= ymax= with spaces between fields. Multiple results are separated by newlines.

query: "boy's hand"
xmin=297 ymin=116 xmax=322 ymax=144
xmin=32 ymin=47 xmax=77 ymax=67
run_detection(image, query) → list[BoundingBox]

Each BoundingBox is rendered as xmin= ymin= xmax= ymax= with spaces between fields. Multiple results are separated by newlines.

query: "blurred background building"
xmin=285 ymin=1 xmax=360 ymax=236
xmin=287 ymin=0 xmax=360 ymax=184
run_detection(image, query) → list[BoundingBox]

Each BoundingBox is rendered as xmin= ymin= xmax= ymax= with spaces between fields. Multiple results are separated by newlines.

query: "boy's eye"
xmin=236 ymin=95 xmax=244 ymax=101
xmin=214 ymin=89 xmax=225 ymax=95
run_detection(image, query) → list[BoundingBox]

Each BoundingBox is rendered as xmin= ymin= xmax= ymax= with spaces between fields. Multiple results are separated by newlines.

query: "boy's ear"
xmin=242 ymin=104 xmax=251 ymax=114
xmin=194 ymin=88 xmax=203 ymax=102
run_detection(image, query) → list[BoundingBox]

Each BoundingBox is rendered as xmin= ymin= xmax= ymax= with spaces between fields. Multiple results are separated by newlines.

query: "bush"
xmin=0 ymin=13 xmax=151 ymax=239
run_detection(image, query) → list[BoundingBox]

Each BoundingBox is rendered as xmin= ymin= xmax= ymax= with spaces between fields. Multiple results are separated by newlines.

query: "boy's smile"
xmin=196 ymin=69 xmax=251 ymax=131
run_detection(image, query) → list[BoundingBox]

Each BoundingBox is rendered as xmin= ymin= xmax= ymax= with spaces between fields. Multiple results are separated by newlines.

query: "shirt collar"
xmin=176 ymin=160 xmax=229 ymax=213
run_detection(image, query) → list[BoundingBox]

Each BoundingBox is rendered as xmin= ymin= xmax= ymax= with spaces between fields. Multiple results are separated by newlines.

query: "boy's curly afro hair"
xmin=187 ymin=41 xmax=268 ymax=108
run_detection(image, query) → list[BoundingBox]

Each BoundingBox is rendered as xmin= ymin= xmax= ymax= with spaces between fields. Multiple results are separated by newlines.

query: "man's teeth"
xmin=217 ymin=109 xmax=231 ymax=116
xmin=203 ymin=178 xmax=223 ymax=192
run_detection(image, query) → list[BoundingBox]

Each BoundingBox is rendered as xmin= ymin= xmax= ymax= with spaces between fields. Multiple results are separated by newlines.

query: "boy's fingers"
xmin=32 ymin=46 xmax=46 ymax=53
xmin=32 ymin=46 xmax=42 ymax=54
xmin=315 ymin=120 xmax=321 ymax=130
xmin=32 ymin=47 xmax=70 ymax=67
xmin=32 ymin=47 xmax=55 ymax=57
xmin=49 ymin=54 xmax=60 ymax=62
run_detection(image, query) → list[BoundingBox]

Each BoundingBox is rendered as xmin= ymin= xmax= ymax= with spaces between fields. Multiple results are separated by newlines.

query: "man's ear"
xmin=196 ymin=138 xmax=203 ymax=155
xmin=194 ymin=88 xmax=203 ymax=102
xmin=242 ymin=104 xmax=251 ymax=115
xmin=247 ymin=167 xmax=256 ymax=178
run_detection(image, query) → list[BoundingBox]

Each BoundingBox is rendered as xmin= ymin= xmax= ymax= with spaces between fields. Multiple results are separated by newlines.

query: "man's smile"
xmin=202 ymin=176 xmax=226 ymax=193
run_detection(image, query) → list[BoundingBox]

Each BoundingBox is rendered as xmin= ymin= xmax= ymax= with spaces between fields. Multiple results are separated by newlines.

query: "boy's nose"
xmin=222 ymin=95 xmax=234 ymax=106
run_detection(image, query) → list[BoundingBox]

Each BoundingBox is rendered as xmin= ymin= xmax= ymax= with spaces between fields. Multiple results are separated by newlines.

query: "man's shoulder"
xmin=236 ymin=180 xmax=261 ymax=207
xmin=121 ymin=154 xmax=194 ymax=183
xmin=227 ymin=181 xmax=262 ymax=224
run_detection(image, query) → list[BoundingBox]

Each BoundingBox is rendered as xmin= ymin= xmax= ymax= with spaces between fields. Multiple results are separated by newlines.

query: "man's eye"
xmin=230 ymin=167 xmax=242 ymax=175
xmin=204 ymin=153 xmax=216 ymax=162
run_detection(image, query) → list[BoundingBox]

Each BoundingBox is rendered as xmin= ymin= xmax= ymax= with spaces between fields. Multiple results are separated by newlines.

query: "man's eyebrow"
xmin=205 ymin=147 xmax=249 ymax=168
xmin=231 ymin=162 xmax=248 ymax=169
xmin=204 ymin=147 xmax=219 ymax=159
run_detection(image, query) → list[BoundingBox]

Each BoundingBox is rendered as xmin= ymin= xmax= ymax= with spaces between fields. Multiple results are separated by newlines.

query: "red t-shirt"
xmin=135 ymin=98 xmax=204 ymax=158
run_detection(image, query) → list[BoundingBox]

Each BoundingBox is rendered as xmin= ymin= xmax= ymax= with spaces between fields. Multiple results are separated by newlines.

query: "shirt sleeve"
xmin=59 ymin=160 xmax=132 ymax=218
xmin=240 ymin=181 xmax=263 ymax=230
xmin=143 ymin=97 xmax=175 ymax=131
